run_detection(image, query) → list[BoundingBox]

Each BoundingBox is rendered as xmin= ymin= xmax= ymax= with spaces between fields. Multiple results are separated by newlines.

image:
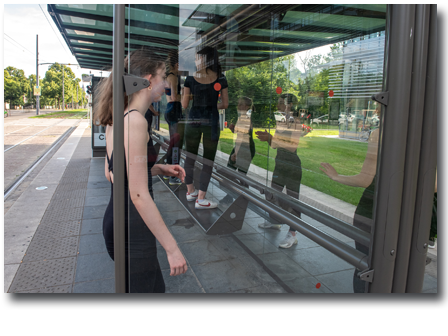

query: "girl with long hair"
xmin=95 ymin=49 xmax=187 ymax=293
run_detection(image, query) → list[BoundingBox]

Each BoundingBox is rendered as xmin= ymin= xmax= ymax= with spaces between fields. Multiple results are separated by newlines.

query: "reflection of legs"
xmin=198 ymin=125 xmax=220 ymax=192
xmin=261 ymin=162 xmax=302 ymax=248
xmin=184 ymin=125 xmax=201 ymax=185
xmin=165 ymin=122 xmax=177 ymax=165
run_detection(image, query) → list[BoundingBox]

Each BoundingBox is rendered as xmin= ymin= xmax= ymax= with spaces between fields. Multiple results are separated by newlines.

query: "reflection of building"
xmin=327 ymin=33 xmax=385 ymax=101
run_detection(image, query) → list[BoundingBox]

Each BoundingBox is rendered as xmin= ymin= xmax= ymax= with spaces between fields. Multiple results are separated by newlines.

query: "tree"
xmin=42 ymin=63 xmax=76 ymax=109
xmin=4 ymin=66 xmax=29 ymax=107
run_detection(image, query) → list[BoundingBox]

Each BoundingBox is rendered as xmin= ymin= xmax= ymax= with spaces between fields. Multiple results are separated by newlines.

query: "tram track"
xmin=4 ymin=119 xmax=68 ymax=153
xmin=4 ymin=115 xmax=88 ymax=201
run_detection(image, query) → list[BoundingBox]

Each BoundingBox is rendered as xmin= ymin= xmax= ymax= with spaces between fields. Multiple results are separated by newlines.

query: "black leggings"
xmin=184 ymin=124 xmax=220 ymax=192
xmin=103 ymin=185 xmax=165 ymax=293
xmin=165 ymin=102 xmax=185 ymax=165
xmin=267 ymin=149 xmax=302 ymax=232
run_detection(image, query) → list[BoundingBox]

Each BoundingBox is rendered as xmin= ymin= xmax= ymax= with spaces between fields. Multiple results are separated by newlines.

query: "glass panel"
xmin=120 ymin=4 xmax=387 ymax=293
xmin=258 ymin=5 xmax=386 ymax=293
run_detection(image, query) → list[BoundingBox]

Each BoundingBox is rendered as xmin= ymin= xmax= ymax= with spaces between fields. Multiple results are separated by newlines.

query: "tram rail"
xmin=4 ymin=116 xmax=87 ymax=200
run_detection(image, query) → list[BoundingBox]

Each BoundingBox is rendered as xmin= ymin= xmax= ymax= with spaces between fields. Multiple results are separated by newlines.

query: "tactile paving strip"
xmin=9 ymin=257 xmax=77 ymax=292
xmin=33 ymin=220 xmax=82 ymax=240
xmin=56 ymin=182 xmax=88 ymax=193
xmin=15 ymin=285 xmax=73 ymax=293
xmin=41 ymin=206 xmax=84 ymax=223
xmin=23 ymin=236 xmax=79 ymax=262
xmin=53 ymin=189 xmax=86 ymax=200
xmin=47 ymin=197 xmax=85 ymax=211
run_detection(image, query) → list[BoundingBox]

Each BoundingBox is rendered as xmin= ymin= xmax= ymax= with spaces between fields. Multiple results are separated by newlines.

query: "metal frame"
xmin=406 ymin=4 xmax=438 ymax=293
xmin=392 ymin=4 xmax=431 ymax=293
xmin=112 ymin=4 xmax=126 ymax=294
xmin=367 ymin=4 xmax=416 ymax=293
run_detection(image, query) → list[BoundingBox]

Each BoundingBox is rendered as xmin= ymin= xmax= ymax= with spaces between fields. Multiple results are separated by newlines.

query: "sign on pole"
xmin=34 ymin=86 xmax=41 ymax=96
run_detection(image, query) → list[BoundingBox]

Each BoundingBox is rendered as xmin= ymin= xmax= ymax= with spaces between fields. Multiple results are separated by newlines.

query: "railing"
xmin=151 ymin=133 xmax=370 ymax=271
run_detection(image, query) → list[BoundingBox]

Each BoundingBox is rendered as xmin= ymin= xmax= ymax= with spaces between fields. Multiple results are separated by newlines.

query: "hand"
xmin=231 ymin=153 xmax=236 ymax=161
xmin=319 ymin=163 xmax=338 ymax=180
xmin=167 ymin=248 xmax=188 ymax=276
xmin=229 ymin=123 xmax=235 ymax=133
xmin=255 ymin=129 xmax=271 ymax=143
xmin=161 ymin=164 xmax=186 ymax=182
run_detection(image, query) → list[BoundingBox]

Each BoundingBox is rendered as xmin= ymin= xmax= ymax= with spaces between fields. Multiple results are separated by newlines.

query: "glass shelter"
xmin=48 ymin=4 xmax=437 ymax=293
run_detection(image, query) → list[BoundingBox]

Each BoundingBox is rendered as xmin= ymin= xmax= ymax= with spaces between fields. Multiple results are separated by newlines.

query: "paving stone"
xmin=23 ymin=236 xmax=79 ymax=262
xmin=258 ymin=252 xmax=312 ymax=282
xmin=162 ymin=269 xmax=205 ymax=293
xmin=78 ymin=233 xmax=108 ymax=255
xmin=289 ymin=246 xmax=355 ymax=276
xmin=85 ymin=195 xmax=110 ymax=207
xmin=9 ymin=257 xmax=77 ymax=292
xmin=81 ymin=218 xmax=103 ymax=235
xmin=75 ymin=252 xmax=114 ymax=283
xmin=83 ymin=205 xmax=107 ymax=220
xmin=316 ymin=269 xmax=356 ymax=293
xmin=178 ymin=239 xmax=229 ymax=266
xmin=73 ymin=278 xmax=115 ymax=293
xmin=16 ymin=285 xmax=73 ymax=293
xmin=236 ymin=233 xmax=279 ymax=255
xmin=284 ymin=276 xmax=333 ymax=293
xmin=422 ymin=273 xmax=438 ymax=292
xmin=86 ymin=187 xmax=110 ymax=198
xmin=87 ymin=181 xmax=110 ymax=189
xmin=193 ymin=259 xmax=266 ymax=293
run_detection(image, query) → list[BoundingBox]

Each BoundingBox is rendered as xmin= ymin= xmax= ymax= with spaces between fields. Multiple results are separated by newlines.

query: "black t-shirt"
xmin=184 ymin=74 xmax=228 ymax=123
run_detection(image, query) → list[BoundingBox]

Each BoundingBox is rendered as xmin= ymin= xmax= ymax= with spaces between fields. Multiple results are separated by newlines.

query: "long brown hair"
xmin=94 ymin=49 xmax=166 ymax=126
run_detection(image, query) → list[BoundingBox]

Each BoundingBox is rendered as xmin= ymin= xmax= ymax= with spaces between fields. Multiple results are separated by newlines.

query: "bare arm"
xmin=181 ymin=86 xmax=191 ymax=109
xmin=320 ymin=129 xmax=379 ymax=188
xmin=125 ymin=115 xmax=187 ymax=276
xmin=217 ymin=87 xmax=229 ymax=110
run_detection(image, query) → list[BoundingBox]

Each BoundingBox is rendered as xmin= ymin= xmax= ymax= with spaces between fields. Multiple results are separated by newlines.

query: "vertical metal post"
xmin=113 ymin=4 xmax=126 ymax=293
xmin=368 ymin=4 xmax=416 ymax=293
xmin=406 ymin=4 xmax=438 ymax=293
xmin=391 ymin=4 xmax=430 ymax=292
xmin=62 ymin=66 xmax=65 ymax=111
xmin=36 ymin=35 xmax=39 ymax=116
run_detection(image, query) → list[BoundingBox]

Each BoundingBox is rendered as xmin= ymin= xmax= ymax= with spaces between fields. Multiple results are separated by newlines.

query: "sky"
xmin=3 ymin=3 xmax=108 ymax=85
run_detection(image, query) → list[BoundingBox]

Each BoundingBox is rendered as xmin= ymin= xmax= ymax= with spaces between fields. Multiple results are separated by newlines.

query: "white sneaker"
xmin=258 ymin=222 xmax=282 ymax=230
xmin=279 ymin=231 xmax=298 ymax=248
xmin=186 ymin=189 xmax=199 ymax=201
xmin=195 ymin=199 xmax=218 ymax=210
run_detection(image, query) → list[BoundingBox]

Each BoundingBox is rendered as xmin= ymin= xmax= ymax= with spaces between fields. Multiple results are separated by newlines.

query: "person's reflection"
xmin=320 ymin=105 xmax=381 ymax=293
xmin=163 ymin=52 xmax=185 ymax=185
xmin=256 ymin=93 xmax=303 ymax=248
xmin=227 ymin=96 xmax=255 ymax=177
xmin=145 ymin=104 xmax=161 ymax=166
xmin=181 ymin=46 xmax=229 ymax=209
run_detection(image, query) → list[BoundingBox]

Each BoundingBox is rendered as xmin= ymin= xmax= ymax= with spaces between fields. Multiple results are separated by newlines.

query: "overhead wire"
xmin=4 ymin=33 xmax=35 ymax=55
xmin=38 ymin=4 xmax=72 ymax=58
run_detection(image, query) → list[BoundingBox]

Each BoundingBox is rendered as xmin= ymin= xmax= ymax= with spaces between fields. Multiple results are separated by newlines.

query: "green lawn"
xmin=216 ymin=128 xmax=367 ymax=205
xmin=156 ymin=124 xmax=368 ymax=206
xmin=30 ymin=109 xmax=88 ymax=119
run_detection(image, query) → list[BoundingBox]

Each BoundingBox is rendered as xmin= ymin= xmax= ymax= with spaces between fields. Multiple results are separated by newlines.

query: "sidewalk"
xmin=4 ymin=125 xmax=437 ymax=293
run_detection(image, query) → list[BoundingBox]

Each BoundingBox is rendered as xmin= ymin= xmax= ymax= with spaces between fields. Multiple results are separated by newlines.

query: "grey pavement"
xmin=4 ymin=124 xmax=437 ymax=293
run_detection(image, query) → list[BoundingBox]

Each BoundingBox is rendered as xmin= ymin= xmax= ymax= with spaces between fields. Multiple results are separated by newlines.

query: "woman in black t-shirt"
xmin=181 ymin=46 xmax=229 ymax=210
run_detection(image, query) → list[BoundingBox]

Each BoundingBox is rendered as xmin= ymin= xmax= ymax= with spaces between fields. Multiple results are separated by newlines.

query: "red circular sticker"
xmin=329 ymin=90 xmax=334 ymax=97
xmin=214 ymin=83 xmax=222 ymax=91
xmin=316 ymin=283 xmax=321 ymax=289
xmin=276 ymin=87 xmax=282 ymax=94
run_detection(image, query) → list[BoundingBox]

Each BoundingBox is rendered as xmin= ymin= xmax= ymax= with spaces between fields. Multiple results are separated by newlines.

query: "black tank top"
xmin=106 ymin=109 xmax=157 ymax=192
